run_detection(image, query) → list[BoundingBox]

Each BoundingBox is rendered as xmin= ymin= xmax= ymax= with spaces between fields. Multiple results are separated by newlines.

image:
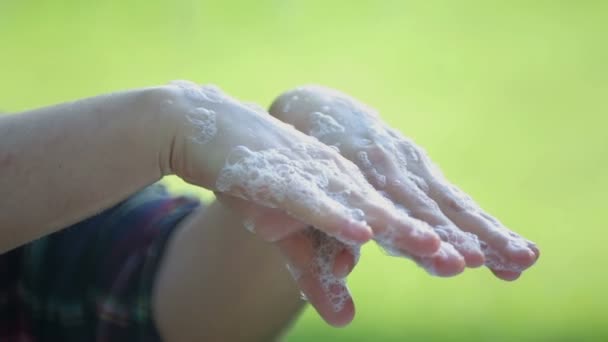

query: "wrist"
xmin=147 ymin=80 xmax=230 ymax=187
xmin=136 ymin=84 xmax=185 ymax=177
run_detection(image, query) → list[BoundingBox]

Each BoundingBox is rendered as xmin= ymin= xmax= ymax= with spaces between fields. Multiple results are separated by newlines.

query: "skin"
xmin=152 ymin=200 xmax=305 ymax=341
xmin=0 ymin=81 xmax=540 ymax=338
xmin=268 ymin=86 xmax=540 ymax=282
xmin=0 ymin=82 xmax=373 ymax=330
xmin=205 ymin=85 xmax=541 ymax=327
xmin=0 ymin=87 xmax=176 ymax=252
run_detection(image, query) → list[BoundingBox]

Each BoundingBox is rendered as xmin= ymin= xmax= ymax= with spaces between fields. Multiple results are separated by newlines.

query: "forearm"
xmin=153 ymin=200 xmax=304 ymax=342
xmin=0 ymin=86 xmax=177 ymax=252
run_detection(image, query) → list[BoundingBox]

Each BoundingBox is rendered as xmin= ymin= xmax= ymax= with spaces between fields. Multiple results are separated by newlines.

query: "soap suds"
xmin=356 ymin=151 xmax=387 ymax=188
xmin=278 ymin=85 xmax=538 ymax=275
xmin=309 ymin=111 xmax=345 ymax=138
xmin=407 ymin=172 xmax=429 ymax=193
xmin=373 ymin=218 xmax=434 ymax=258
xmin=434 ymin=225 xmax=481 ymax=257
xmin=297 ymin=228 xmax=360 ymax=312
xmin=216 ymin=144 xmax=371 ymax=240
xmin=186 ymin=107 xmax=217 ymax=144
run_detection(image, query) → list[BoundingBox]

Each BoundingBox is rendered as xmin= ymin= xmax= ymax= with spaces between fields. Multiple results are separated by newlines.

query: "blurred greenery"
xmin=1 ymin=0 xmax=606 ymax=340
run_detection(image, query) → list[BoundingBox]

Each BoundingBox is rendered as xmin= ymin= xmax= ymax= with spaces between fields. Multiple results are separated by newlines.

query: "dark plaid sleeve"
xmin=0 ymin=183 xmax=200 ymax=342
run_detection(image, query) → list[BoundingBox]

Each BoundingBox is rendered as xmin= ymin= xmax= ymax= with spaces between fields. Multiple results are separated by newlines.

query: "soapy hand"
xmin=166 ymin=81 xmax=539 ymax=327
xmin=216 ymin=193 xmax=361 ymax=326
xmin=163 ymin=80 xmax=447 ymax=326
xmin=165 ymin=80 xmax=440 ymax=253
xmin=269 ymin=85 xmax=540 ymax=281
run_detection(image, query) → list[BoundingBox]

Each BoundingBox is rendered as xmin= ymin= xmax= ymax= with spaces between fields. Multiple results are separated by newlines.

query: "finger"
xmin=252 ymin=211 xmax=308 ymax=242
xmin=303 ymin=137 xmax=442 ymax=257
xmin=268 ymin=86 xmax=462 ymax=270
xmin=410 ymin=242 xmax=466 ymax=277
xmin=491 ymin=269 xmax=521 ymax=281
xmin=357 ymin=198 xmax=440 ymax=257
xmin=382 ymin=240 xmax=466 ymax=277
xmin=215 ymin=144 xmax=374 ymax=245
xmin=277 ymin=229 xmax=356 ymax=327
xmin=385 ymin=177 xmax=485 ymax=267
xmin=282 ymin=191 xmax=373 ymax=245
xmin=427 ymin=181 xmax=538 ymax=272
xmin=391 ymin=138 xmax=540 ymax=275
xmin=294 ymin=269 xmax=355 ymax=327
xmin=332 ymin=248 xmax=357 ymax=279
xmin=215 ymin=192 xmax=308 ymax=241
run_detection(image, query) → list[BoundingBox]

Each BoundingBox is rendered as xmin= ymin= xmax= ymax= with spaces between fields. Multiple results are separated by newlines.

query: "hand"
xmin=269 ymin=85 xmax=540 ymax=280
xmin=215 ymin=193 xmax=360 ymax=327
xmin=163 ymin=80 xmax=439 ymax=252
xmin=160 ymin=81 xmax=448 ymax=326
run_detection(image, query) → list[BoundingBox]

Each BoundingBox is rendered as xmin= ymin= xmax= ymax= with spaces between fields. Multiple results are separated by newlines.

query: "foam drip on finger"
xmin=305 ymin=228 xmax=360 ymax=312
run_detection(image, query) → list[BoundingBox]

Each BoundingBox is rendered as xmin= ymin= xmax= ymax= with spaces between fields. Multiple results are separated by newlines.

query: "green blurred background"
xmin=1 ymin=0 xmax=606 ymax=340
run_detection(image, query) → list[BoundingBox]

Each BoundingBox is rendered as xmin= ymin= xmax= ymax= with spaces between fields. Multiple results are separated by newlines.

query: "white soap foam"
xmin=397 ymin=137 xmax=421 ymax=163
xmin=356 ymin=151 xmax=387 ymax=188
xmin=373 ymin=216 xmax=435 ymax=258
xmin=349 ymin=208 xmax=365 ymax=222
xmin=216 ymin=144 xmax=372 ymax=237
xmin=406 ymin=171 xmax=429 ymax=193
xmin=284 ymin=229 xmax=360 ymax=312
xmin=438 ymin=182 xmax=536 ymax=271
xmin=374 ymin=224 xmax=407 ymax=257
xmin=443 ymin=185 xmax=478 ymax=212
xmin=283 ymin=85 xmax=538 ymax=276
xmin=306 ymin=228 xmax=360 ymax=312
xmin=434 ymin=225 xmax=481 ymax=256
xmin=186 ymin=107 xmax=217 ymax=144
xmin=308 ymin=111 xmax=345 ymax=138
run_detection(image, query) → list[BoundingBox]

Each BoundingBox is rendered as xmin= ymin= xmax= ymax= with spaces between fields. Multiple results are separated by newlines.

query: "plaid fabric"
xmin=0 ymin=183 xmax=200 ymax=342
